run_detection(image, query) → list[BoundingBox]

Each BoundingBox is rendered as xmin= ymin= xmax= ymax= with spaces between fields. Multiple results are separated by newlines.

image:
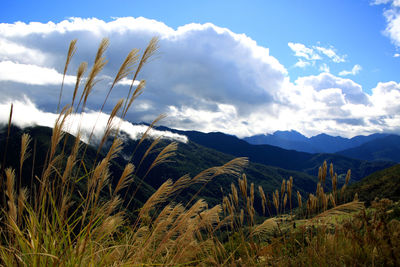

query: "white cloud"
xmin=394 ymin=53 xmax=400 ymax=57
xmin=288 ymin=42 xmax=321 ymax=61
xmin=339 ymin=64 xmax=362 ymax=76
xmin=0 ymin=97 xmax=188 ymax=143
xmin=371 ymin=0 xmax=392 ymax=5
xmin=319 ymin=63 xmax=330 ymax=73
xmin=294 ymin=59 xmax=311 ymax=68
xmin=0 ymin=17 xmax=399 ymax=138
xmin=0 ymin=61 xmax=76 ymax=85
xmin=376 ymin=0 xmax=400 ymax=47
xmin=313 ymin=46 xmax=346 ymax=63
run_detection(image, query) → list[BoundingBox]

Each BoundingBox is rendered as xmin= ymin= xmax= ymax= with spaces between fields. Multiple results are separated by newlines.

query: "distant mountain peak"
xmin=244 ymin=130 xmax=397 ymax=154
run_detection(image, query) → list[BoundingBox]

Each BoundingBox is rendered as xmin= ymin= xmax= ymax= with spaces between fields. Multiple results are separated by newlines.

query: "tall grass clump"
xmin=0 ymin=37 xmax=248 ymax=266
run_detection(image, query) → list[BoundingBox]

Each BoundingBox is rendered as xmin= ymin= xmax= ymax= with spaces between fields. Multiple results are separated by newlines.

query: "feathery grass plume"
xmin=61 ymin=132 xmax=81 ymax=186
xmin=135 ymin=136 xmax=161 ymax=175
xmin=238 ymin=174 xmax=248 ymax=199
xmin=240 ymin=209 xmax=244 ymax=226
xmin=250 ymin=182 xmax=254 ymax=208
xmin=49 ymin=106 xmax=72 ymax=162
xmin=168 ymin=174 xmax=191 ymax=196
xmin=58 ymin=39 xmax=77 ymax=113
xmin=258 ymin=185 xmax=267 ymax=215
xmin=5 ymin=168 xmax=17 ymax=223
xmin=17 ymin=187 xmax=27 ymax=223
xmin=283 ymin=193 xmax=288 ymax=213
xmin=100 ymin=48 xmax=139 ymax=113
xmin=332 ymin=173 xmax=337 ymax=194
xmin=288 ymin=176 xmax=293 ymax=214
xmin=123 ymin=37 xmax=159 ymax=114
xmin=345 ymin=169 xmax=351 ymax=185
xmin=144 ymin=142 xmax=177 ymax=178
xmin=191 ymin=158 xmax=248 ymax=186
xmin=113 ymin=163 xmax=135 ymax=196
xmin=323 ymin=193 xmax=328 ymax=211
xmin=94 ymin=213 xmax=124 ymax=243
xmin=312 ymin=201 xmax=364 ymax=220
xmin=71 ymin=62 xmax=87 ymax=107
xmin=19 ymin=133 xmax=31 ymax=187
xmin=185 ymin=157 xmax=247 ymax=209
xmin=96 ymin=98 xmax=125 ymax=154
xmin=329 ymin=162 xmax=334 ymax=180
xmin=128 ymin=113 xmax=167 ymax=162
xmin=124 ymin=80 xmax=146 ymax=118
xmin=273 ymin=190 xmax=279 ymax=214
xmin=77 ymin=38 xmax=109 ymax=113
xmin=231 ymin=183 xmax=239 ymax=207
xmin=322 ymin=160 xmax=327 ymax=183
xmin=280 ymin=179 xmax=286 ymax=213
xmin=340 ymin=184 xmax=346 ymax=195
xmin=87 ymin=157 xmax=110 ymax=201
xmin=139 ymin=179 xmax=173 ymax=219
xmin=329 ymin=193 xmax=336 ymax=207
xmin=318 ymin=166 xmax=322 ymax=183
xmin=104 ymin=138 xmax=123 ymax=163
xmin=280 ymin=179 xmax=286 ymax=200
xmin=251 ymin=218 xmax=278 ymax=237
xmin=59 ymin=193 xmax=73 ymax=223
xmin=198 ymin=204 xmax=222 ymax=229
xmin=297 ymin=191 xmax=302 ymax=208
xmin=41 ymin=154 xmax=63 ymax=187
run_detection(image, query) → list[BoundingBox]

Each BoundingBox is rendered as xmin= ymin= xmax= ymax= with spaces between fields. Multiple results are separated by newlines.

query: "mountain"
xmin=345 ymin=164 xmax=400 ymax=205
xmin=337 ymin=135 xmax=400 ymax=162
xmin=156 ymin=126 xmax=395 ymax=183
xmin=243 ymin=131 xmax=317 ymax=153
xmin=243 ymin=130 xmax=390 ymax=153
xmin=0 ymin=125 xmax=156 ymax=208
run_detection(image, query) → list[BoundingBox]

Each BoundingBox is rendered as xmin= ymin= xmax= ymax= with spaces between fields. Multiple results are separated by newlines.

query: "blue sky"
xmin=1 ymin=0 xmax=400 ymax=138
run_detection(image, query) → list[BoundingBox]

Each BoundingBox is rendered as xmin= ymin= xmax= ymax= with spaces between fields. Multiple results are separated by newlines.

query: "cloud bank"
xmin=0 ymin=97 xmax=188 ymax=144
xmin=0 ymin=17 xmax=399 ymax=138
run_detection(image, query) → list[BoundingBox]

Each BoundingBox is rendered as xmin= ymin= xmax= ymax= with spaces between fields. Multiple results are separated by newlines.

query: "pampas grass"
xmin=1 ymin=37 xmax=398 ymax=267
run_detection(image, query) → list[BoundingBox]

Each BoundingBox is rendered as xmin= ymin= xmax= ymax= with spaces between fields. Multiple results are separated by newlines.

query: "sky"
xmin=1 ymin=0 xmax=400 ymax=138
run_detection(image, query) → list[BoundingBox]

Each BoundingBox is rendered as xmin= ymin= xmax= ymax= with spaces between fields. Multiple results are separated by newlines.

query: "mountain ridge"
xmin=155 ymin=126 xmax=396 ymax=182
xmin=243 ymin=130 xmax=392 ymax=153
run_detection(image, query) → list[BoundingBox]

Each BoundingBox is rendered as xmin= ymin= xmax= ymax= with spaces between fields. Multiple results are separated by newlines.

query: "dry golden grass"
xmin=1 ymin=37 xmax=398 ymax=267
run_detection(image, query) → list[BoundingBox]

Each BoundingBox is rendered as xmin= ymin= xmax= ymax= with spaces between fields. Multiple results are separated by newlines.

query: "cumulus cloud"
xmin=0 ymin=61 xmax=76 ymax=85
xmin=339 ymin=64 xmax=362 ymax=76
xmin=294 ymin=59 xmax=311 ymax=68
xmin=288 ymin=42 xmax=346 ymax=71
xmin=314 ymin=46 xmax=346 ymax=63
xmin=0 ymin=97 xmax=188 ymax=143
xmin=0 ymin=17 xmax=399 ymax=138
xmin=374 ymin=0 xmax=400 ymax=47
xmin=288 ymin=42 xmax=321 ymax=61
xmin=371 ymin=0 xmax=392 ymax=4
xmin=319 ymin=63 xmax=330 ymax=73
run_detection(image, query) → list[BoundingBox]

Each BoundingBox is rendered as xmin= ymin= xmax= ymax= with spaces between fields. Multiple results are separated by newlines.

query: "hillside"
xmin=157 ymin=126 xmax=395 ymax=183
xmin=1 ymin=125 xmax=319 ymax=212
xmin=346 ymin=164 xmax=400 ymax=205
xmin=0 ymin=125 xmax=156 ymax=208
xmin=337 ymin=135 xmax=400 ymax=162
xmin=116 ymin=131 xmax=319 ymax=209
